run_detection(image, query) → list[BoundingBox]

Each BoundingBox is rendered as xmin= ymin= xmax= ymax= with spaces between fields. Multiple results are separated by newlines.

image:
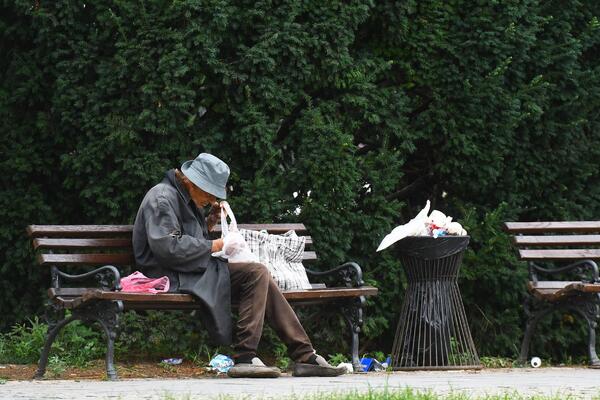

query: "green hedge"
xmin=1 ymin=0 xmax=599 ymax=362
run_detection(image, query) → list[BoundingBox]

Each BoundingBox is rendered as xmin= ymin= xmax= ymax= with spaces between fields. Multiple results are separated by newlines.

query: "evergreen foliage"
xmin=1 ymin=0 xmax=599 ymax=361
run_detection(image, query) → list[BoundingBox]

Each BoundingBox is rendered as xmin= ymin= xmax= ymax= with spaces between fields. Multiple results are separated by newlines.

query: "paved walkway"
xmin=2 ymin=368 xmax=599 ymax=399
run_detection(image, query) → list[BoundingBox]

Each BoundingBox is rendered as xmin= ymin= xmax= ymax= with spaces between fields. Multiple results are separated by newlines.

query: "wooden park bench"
xmin=27 ymin=224 xmax=378 ymax=379
xmin=504 ymin=221 xmax=600 ymax=367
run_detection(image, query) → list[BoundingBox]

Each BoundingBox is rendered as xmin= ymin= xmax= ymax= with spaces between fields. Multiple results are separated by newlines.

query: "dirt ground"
xmin=0 ymin=360 xmax=224 ymax=381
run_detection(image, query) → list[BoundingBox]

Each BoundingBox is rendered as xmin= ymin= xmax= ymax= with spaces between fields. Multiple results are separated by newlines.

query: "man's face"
xmin=189 ymin=184 xmax=217 ymax=209
xmin=176 ymin=169 xmax=219 ymax=209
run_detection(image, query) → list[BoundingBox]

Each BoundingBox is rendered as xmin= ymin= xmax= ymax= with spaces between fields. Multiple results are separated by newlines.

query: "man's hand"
xmin=207 ymin=201 xmax=221 ymax=232
xmin=211 ymin=238 xmax=224 ymax=252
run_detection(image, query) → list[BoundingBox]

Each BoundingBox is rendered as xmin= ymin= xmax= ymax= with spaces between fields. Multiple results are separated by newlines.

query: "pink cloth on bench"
xmin=120 ymin=271 xmax=170 ymax=293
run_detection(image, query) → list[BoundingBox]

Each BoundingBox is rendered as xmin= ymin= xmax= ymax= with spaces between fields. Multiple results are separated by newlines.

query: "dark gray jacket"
xmin=132 ymin=169 xmax=232 ymax=344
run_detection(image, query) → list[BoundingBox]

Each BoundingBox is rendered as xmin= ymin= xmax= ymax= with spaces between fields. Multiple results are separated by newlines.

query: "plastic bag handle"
xmin=220 ymin=205 xmax=228 ymax=237
xmin=219 ymin=201 xmax=238 ymax=237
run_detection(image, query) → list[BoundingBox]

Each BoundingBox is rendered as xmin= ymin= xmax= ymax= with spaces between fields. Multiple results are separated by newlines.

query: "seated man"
xmin=132 ymin=152 xmax=346 ymax=378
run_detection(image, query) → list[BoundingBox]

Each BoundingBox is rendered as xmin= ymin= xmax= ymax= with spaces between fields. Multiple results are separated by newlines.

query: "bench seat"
xmin=48 ymin=286 xmax=379 ymax=309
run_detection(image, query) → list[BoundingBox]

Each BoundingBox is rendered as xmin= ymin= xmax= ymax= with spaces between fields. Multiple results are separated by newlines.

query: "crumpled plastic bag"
xmin=425 ymin=209 xmax=467 ymax=238
xmin=376 ymin=200 xmax=467 ymax=252
xmin=337 ymin=362 xmax=354 ymax=373
xmin=208 ymin=354 xmax=234 ymax=373
xmin=212 ymin=201 xmax=259 ymax=263
xmin=359 ymin=356 xmax=392 ymax=372
xmin=161 ymin=357 xmax=182 ymax=365
xmin=427 ymin=210 xmax=452 ymax=228
xmin=120 ymin=271 xmax=170 ymax=293
xmin=447 ymin=221 xmax=467 ymax=236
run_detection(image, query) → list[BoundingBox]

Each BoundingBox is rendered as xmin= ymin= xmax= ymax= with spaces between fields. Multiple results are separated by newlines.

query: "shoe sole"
xmin=292 ymin=363 xmax=347 ymax=377
xmin=227 ymin=365 xmax=281 ymax=378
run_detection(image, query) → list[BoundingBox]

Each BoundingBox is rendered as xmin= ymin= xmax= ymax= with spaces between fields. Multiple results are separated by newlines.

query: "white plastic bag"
xmin=447 ymin=221 xmax=467 ymax=236
xmin=376 ymin=200 xmax=469 ymax=252
xmin=212 ymin=201 xmax=259 ymax=263
xmin=427 ymin=210 xmax=452 ymax=227
xmin=376 ymin=200 xmax=431 ymax=252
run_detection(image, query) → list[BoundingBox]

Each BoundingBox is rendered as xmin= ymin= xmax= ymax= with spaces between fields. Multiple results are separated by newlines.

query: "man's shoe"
xmin=292 ymin=354 xmax=347 ymax=377
xmin=227 ymin=357 xmax=281 ymax=378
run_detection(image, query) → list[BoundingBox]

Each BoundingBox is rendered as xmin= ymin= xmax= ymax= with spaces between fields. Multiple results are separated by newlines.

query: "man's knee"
xmin=245 ymin=262 xmax=269 ymax=285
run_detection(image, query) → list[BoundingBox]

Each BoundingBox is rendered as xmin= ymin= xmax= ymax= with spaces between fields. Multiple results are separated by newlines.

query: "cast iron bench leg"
xmin=585 ymin=314 xmax=600 ymax=367
xmin=343 ymin=296 xmax=365 ymax=372
xmin=34 ymin=311 xmax=76 ymax=379
xmin=97 ymin=303 xmax=122 ymax=380
xmin=518 ymin=298 xmax=553 ymax=366
xmin=573 ymin=298 xmax=600 ymax=367
xmin=96 ymin=301 xmax=123 ymax=380
xmin=72 ymin=300 xmax=123 ymax=380
xmin=35 ymin=300 xmax=123 ymax=380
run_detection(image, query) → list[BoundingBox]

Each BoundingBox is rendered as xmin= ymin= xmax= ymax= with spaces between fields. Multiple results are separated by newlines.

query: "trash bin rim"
xmin=392 ymin=235 xmax=470 ymax=259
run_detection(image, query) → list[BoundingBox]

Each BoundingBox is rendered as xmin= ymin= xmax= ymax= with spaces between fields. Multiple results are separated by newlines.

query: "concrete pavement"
xmin=1 ymin=368 xmax=600 ymax=399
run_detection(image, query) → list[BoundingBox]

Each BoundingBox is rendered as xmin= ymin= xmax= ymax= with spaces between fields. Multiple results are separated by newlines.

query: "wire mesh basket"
xmin=390 ymin=236 xmax=481 ymax=370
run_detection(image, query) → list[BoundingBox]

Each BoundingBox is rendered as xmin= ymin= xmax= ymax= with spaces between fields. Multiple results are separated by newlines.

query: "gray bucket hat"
xmin=181 ymin=153 xmax=230 ymax=199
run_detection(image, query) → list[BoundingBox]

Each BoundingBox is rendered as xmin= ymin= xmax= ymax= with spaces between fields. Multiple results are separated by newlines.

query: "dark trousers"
xmin=228 ymin=262 xmax=315 ymax=363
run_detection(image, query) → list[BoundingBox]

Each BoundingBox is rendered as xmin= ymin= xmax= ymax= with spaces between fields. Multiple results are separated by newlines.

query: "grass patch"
xmin=0 ymin=312 xmax=234 ymax=369
xmin=206 ymin=387 xmax=600 ymax=400
xmin=298 ymin=391 xmax=590 ymax=400
xmin=0 ymin=316 xmax=104 ymax=367
xmin=479 ymin=356 xmax=515 ymax=369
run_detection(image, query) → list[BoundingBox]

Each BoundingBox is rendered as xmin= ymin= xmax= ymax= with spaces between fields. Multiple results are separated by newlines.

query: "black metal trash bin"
xmin=390 ymin=236 xmax=481 ymax=370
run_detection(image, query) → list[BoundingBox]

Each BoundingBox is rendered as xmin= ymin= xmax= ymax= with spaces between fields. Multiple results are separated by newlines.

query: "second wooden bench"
xmin=504 ymin=221 xmax=600 ymax=367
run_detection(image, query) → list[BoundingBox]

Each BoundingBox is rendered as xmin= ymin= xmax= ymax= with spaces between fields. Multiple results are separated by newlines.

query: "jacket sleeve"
xmin=144 ymin=194 xmax=213 ymax=272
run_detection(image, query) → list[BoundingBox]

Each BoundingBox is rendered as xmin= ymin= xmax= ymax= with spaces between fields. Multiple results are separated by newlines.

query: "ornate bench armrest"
xmin=51 ymin=265 xmax=122 ymax=290
xmin=305 ymin=262 xmax=365 ymax=288
xmin=530 ymin=259 xmax=599 ymax=283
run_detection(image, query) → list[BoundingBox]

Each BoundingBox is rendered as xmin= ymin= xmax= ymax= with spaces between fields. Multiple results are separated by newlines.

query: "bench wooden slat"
xmin=27 ymin=224 xmax=309 ymax=237
xmin=32 ymin=236 xmax=311 ymax=250
xmin=49 ymin=288 xmax=85 ymax=296
xmin=519 ymin=249 xmax=600 ymax=260
xmin=578 ymin=283 xmax=600 ymax=293
xmin=530 ymin=288 xmax=570 ymax=302
xmin=48 ymin=288 xmax=194 ymax=301
xmin=527 ymin=281 xmax=600 ymax=302
xmin=39 ymin=252 xmax=313 ymax=265
xmin=505 ymin=221 xmax=600 ymax=234
xmin=33 ymin=238 xmax=132 ymax=250
xmin=49 ymin=286 xmax=379 ymax=304
xmin=514 ymin=235 xmax=600 ymax=246
xmin=283 ymin=286 xmax=378 ymax=300
xmin=216 ymin=223 xmax=308 ymax=234
xmin=38 ymin=253 xmax=134 ymax=266
xmin=37 ymin=246 xmax=317 ymax=266
xmin=528 ymin=281 xmax=575 ymax=302
xmin=529 ymin=281 xmax=582 ymax=290
xmin=27 ymin=225 xmax=134 ymax=238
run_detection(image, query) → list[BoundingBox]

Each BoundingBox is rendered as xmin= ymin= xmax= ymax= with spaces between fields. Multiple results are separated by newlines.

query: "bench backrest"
xmin=27 ymin=224 xmax=316 ymax=267
xmin=504 ymin=221 xmax=600 ymax=261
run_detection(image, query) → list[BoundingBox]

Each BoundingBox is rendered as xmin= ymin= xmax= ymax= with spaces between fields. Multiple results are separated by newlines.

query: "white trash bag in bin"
xmin=376 ymin=200 xmax=431 ymax=252
xmin=212 ymin=201 xmax=259 ymax=263
xmin=376 ymin=199 xmax=468 ymax=252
